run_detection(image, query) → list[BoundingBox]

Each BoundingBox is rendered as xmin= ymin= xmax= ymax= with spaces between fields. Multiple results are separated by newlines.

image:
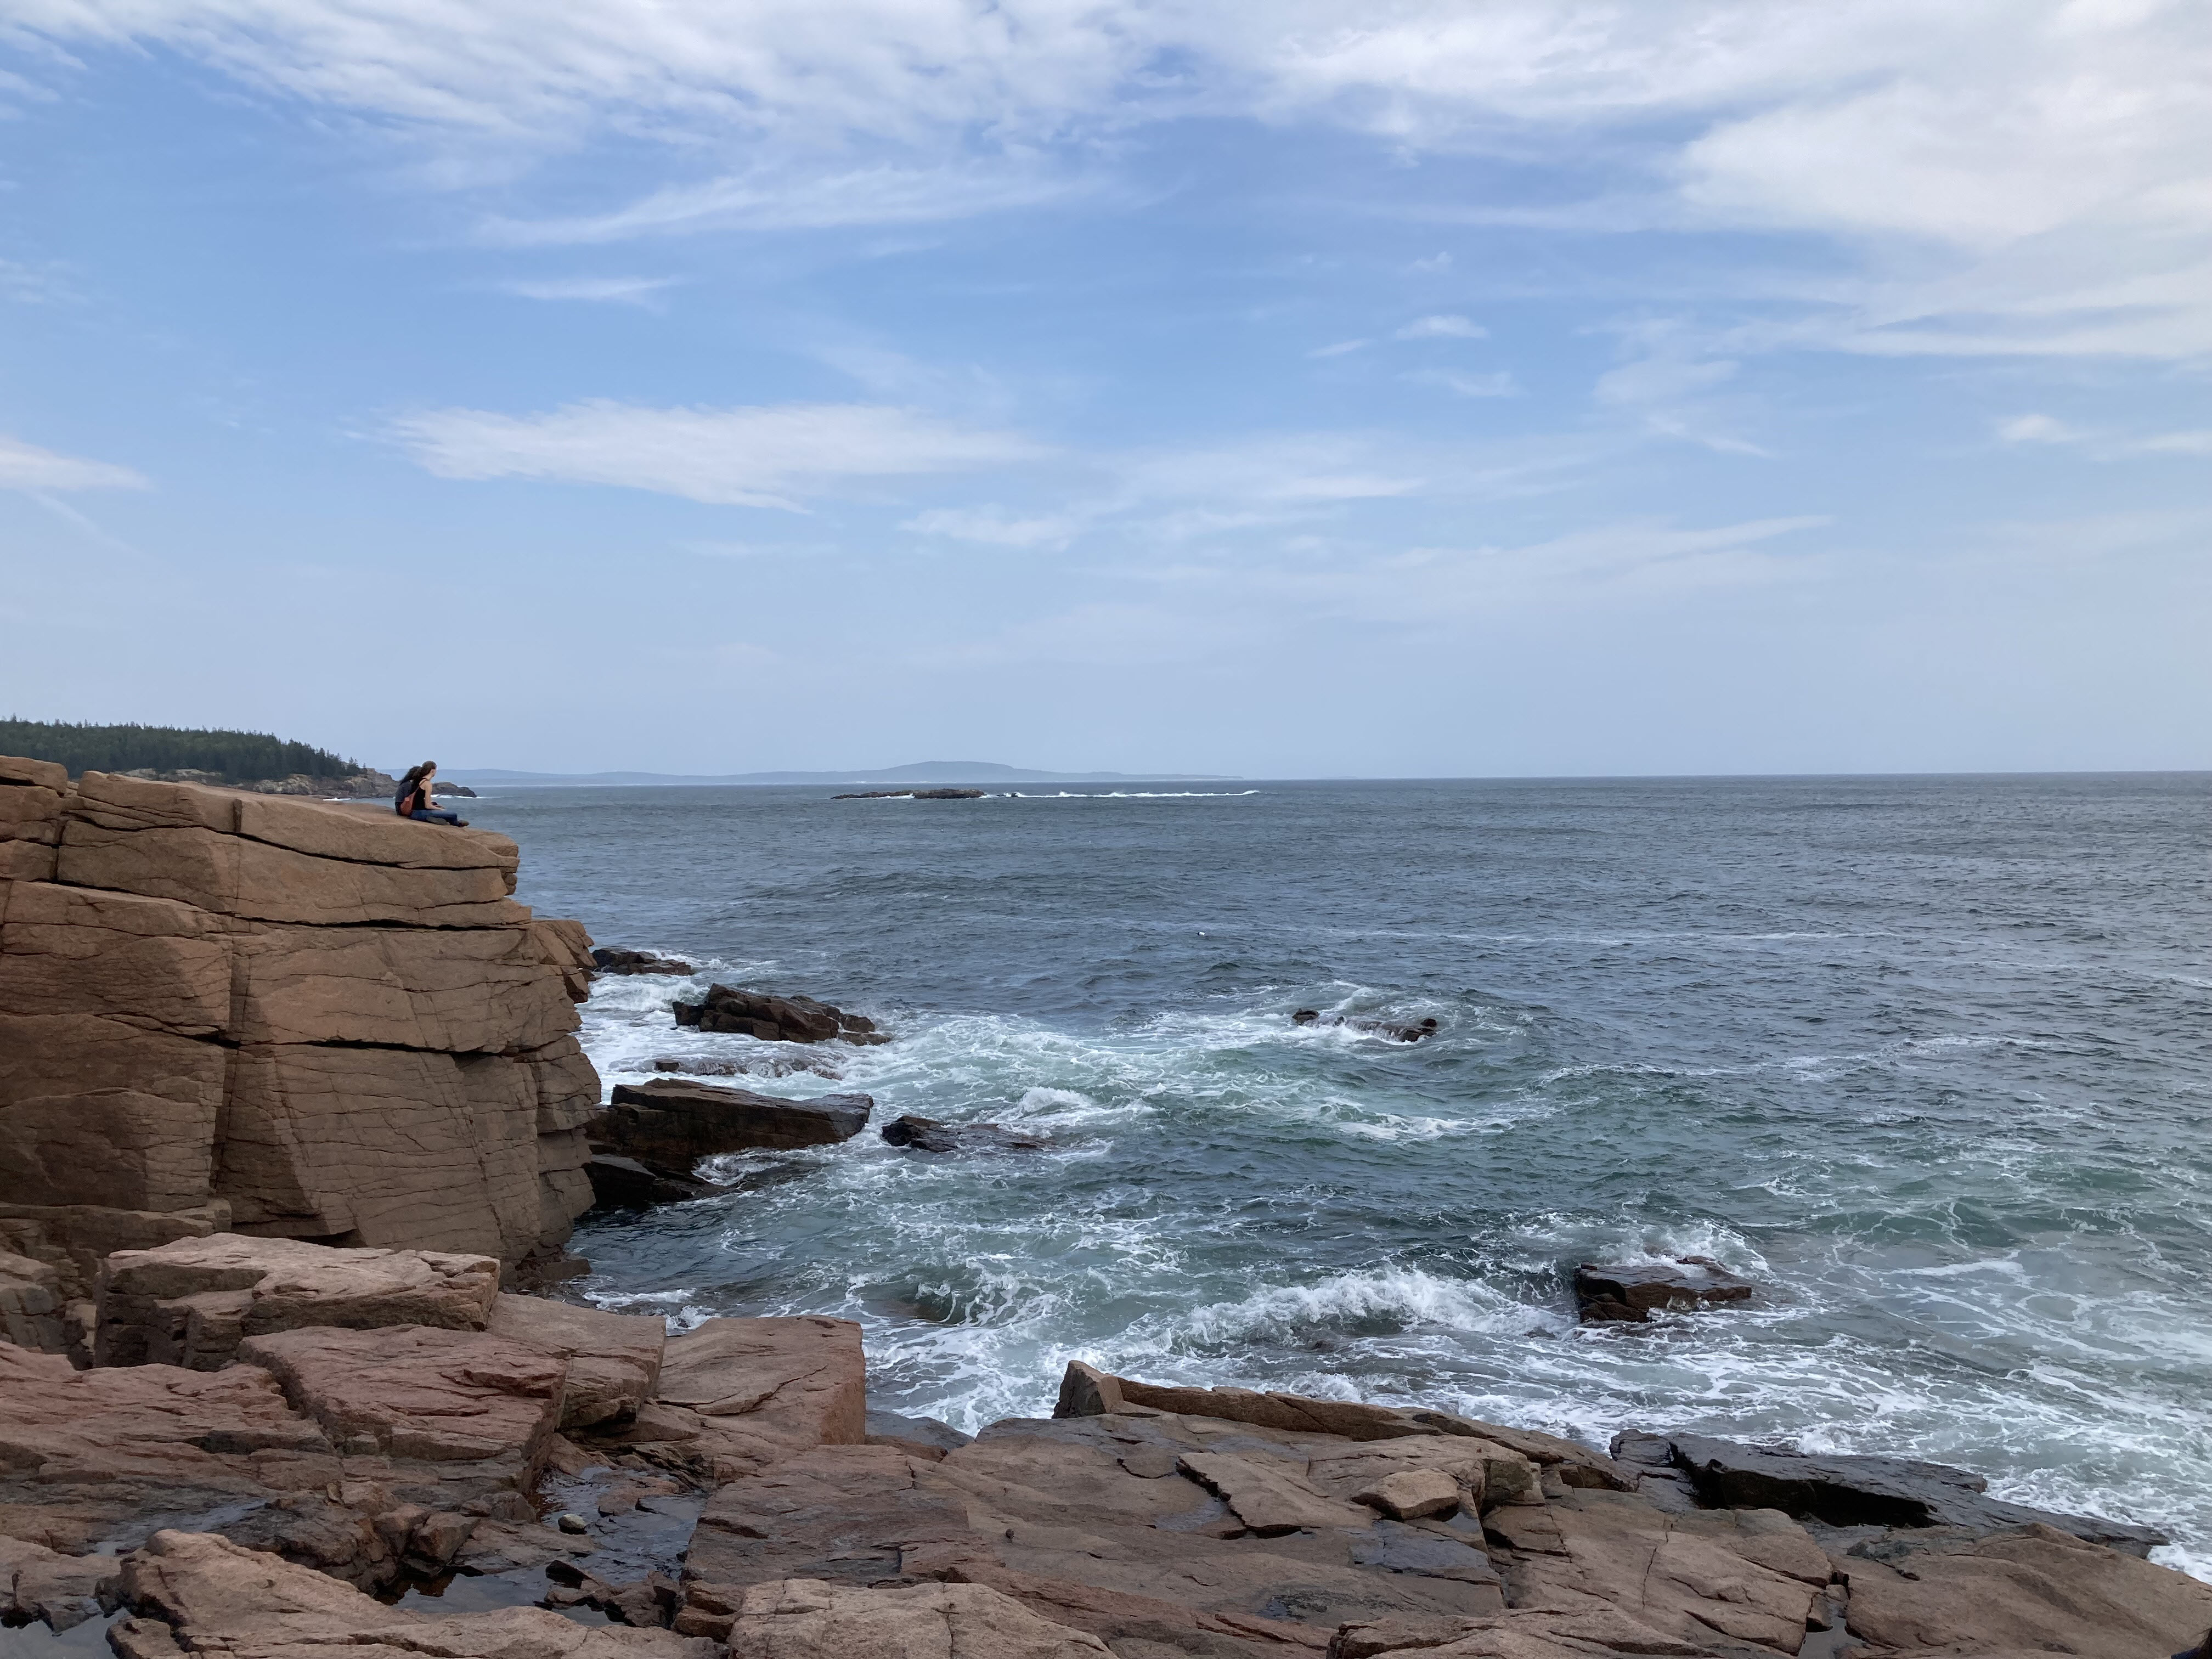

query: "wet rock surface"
xmin=589 ymin=950 xmax=693 ymax=977
xmin=879 ymin=1115 xmax=1046 ymax=1154
xmin=831 ymin=788 xmax=985 ymax=799
xmin=1571 ymin=1257 xmax=1757 ymax=1324
xmin=668 ymin=985 xmax=888 ymax=1046
xmin=1290 ymin=1011 xmax=1438 ymax=1042
xmin=594 ymin=1080 xmax=872 ymax=1161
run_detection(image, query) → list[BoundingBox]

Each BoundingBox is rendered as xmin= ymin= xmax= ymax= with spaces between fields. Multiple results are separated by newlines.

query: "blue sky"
xmin=2 ymin=0 xmax=2207 ymax=777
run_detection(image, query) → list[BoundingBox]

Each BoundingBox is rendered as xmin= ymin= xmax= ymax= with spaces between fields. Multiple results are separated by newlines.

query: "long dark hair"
xmin=400 ymin=761 xmax=436 ymax=791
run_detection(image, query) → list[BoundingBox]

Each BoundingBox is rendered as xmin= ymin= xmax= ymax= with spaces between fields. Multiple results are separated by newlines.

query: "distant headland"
xmin=442 ymin=760 xmax=1244 ymax=787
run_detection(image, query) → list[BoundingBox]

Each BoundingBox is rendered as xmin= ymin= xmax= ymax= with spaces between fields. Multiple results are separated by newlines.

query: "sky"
xmin=2 ymin=0 xmax=2208 ymax=778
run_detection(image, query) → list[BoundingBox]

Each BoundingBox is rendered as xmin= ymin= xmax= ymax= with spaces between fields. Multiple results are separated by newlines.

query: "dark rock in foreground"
xmin=672 ymin=984 xmax=889 ymax=1045
xmin=1573 ymin=1256 xmax=1756 ymax=1323
xmin=584 ymin=1153 xmax=729 ymax=1209
xmin=1618 ymin=1429 xmax=2171 ymax=1555
xmin=881 ymin=1114 xmax=1046 ymax=1154
xmin=1292 ymin=1009 xmax=1440 ymax=1042
xmin=832 ymin=788 xmax=984 ymax=799
xmin=594 ymin=947 xmax=696 ymax=975
xmin=596 ymin=1079 xmax=873 ymax=1163
xmin=865 ymin=1407 xmax=975 ymax=1455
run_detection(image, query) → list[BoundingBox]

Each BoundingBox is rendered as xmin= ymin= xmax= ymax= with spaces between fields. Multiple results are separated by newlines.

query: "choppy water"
xmin=472 ymin=775 xmax=2212 ymax=1579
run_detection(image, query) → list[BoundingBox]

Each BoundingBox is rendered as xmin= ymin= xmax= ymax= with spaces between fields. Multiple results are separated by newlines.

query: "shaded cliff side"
xmin=0 ymin=753 xmax=602 ymax=1325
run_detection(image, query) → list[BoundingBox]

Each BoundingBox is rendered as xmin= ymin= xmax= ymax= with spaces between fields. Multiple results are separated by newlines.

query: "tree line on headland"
xmin=0 ymin=718 xmax=362 ymax=783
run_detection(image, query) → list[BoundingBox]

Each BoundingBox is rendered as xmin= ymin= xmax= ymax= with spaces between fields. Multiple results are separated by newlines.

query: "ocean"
xmin=472 ymin=774 xmax=2212 ymax=1579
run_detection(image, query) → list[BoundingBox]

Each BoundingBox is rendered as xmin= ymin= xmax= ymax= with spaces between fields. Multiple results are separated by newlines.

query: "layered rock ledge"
xmin=0 ymin=754 xmax=605 ymax=1317
xmin=2 ymin=1232 xmax=2204 ymax=1659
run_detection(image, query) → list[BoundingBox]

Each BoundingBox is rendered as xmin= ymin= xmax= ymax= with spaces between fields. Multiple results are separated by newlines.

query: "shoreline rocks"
xmin=1292 ymin=1009 xmax=1440 ymax=1042
xmin=671 ymin=984 xmax=889 ymax=1046
xmin=879 ymin=1114 xmax=1046 ymax=1154
xmin=0 ymin=1254 xmax=2204 ymax=1658
xmin=593 ymin=949 xmax=695 ymax=977
xmin=831 ymin=788 xmax=984 ymax=799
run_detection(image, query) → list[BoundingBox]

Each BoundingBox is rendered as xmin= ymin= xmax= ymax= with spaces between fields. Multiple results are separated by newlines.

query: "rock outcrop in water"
xmin=592 ymin=949 xmax=695 ymax=977
xmin=1572 ymin=1256 xmax=1757 ymax=1324
xmin=0 ymin=754 xmax=604 ymax=1309
xmin=672 ymin=984 xmax=889 ymax=1045
xmin=2 ymin=1241 xmax=2207 ymax=1659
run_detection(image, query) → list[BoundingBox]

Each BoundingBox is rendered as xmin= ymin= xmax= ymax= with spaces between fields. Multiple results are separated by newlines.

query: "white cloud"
xmin=16 ymin=0 xmax=2212 ymax=354
xmin=496 ymin=275 xmax=682 ymax=302
xmin=1402 ymin=368 xmax=1517 ymax=398
xmin=1395 ymin=314 xmax=1486 ymax=340
xmin=0 ymin=435 xmax=149 ymax=491
xmin=1308 ymin=338 xmax=1369 ymax=358
xmin=388 ymin=399 xmax=1040 ymax=509
xmin=2139 ymin=429 xmax=2212 ymax=456
xmin=1997 ymin=413 xmax=2086 ymax=445
xmin=903 ymin=505 xmax=1081 ymax=549
xmin=482 ymin=160 xmax=1088 ymax=244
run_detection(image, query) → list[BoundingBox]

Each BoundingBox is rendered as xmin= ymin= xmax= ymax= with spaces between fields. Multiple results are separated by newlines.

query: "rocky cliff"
xmin=0 ymin=753 xmax=602 ymax=1332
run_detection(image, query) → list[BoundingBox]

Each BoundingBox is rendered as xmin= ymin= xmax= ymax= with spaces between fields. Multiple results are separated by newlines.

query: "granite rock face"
xmin=0 ymin=758 xmax=603 ymax=1287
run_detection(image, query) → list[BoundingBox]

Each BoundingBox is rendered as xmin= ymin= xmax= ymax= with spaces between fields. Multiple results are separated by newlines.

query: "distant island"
xmin=442 ymin=760 xmax=1242 ymax=787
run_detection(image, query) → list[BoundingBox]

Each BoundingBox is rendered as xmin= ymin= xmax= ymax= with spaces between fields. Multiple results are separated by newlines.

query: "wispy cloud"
xmin=481 ymin=161 xmax=1090 ymax=245
xmin=903 ymin=506 xmax=1081 ymax=549
xmin=1308 ymin=338 xmax=1369 ymax=358
xmin=0 ymin=436 xmax=148 ymax=492
xmin=1395 ymin=314 xmax=1485 ymax=340
xmin=1997 ymin=413 xmax=2212 ymax=458
xmin=1402 ymin=368 xmax=1517 ymax=398
xmin=388 ymin=399 xmax=1041 ymax=509
xmin=495 ymin=275 xmax=683 ymax=303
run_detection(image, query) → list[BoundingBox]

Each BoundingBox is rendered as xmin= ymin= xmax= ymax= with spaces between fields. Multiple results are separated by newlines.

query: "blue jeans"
xmin=411 ymin=807 xmax=463 ymax=826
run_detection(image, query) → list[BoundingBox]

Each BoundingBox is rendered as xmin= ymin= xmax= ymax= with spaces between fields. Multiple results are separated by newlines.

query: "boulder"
xmin=0 ymin=1248 xmax=67 ymax=1353
xmin=1349 ymin=1469 xmax=1462 ymax=1523
xmin=1571 ymin=1258 xmax=1755 ymax=1324
xmin=595 ymin=1079 xmax=872 ymax=1161
xmin=724 ymin=1577 xmax=1113 ymax=1658
xmin=669 ymin=985 xmax=889 ymax=1046
xmin=0 ymin=1533 xmax=118 ymax=1631
xmin=94 ymin=1233 xmax=501 ymax=1369
xmin=114 ymin=1528 xmax=716 ymax=1659
xmin=0 ymin=1339 xmax=341 ymax=1559
xmin=1660 ymin=1431 xmax=2169 ymax=1553
xmin=866 ymin=1409 xmax=975 ymax=1456
xmin=237 ymin=1324 xmax=565 ymax=1482
xmin=1836 ymin=1522 xmax=2212 ymax=1658
xmin=648 ymin=1316 xmax=867 ymax=1479
xmin=593 ymin=949 xmax=695 ymax=976
xmin=881 ymin=1115 xmax=1046 ymax=1153
xmin=486 ymin=1292 xmax=665 ymax=1429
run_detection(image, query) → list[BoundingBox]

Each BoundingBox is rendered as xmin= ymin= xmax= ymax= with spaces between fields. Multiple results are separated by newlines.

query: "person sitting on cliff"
xmin=394 ymin=761 xmax=469 ymax=828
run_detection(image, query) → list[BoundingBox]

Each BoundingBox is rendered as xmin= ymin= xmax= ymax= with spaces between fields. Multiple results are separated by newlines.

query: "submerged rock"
xmin=879 ymin=1114 xmax=1046 ymax=1153
xmin=651 ymin=1052 xmax=842 ymax=1081
xmin=1572 ymin=1256 xmax=1757 ymax=1324
xmin=583 ymin=1154 xmax=728 ymax=1209
xmin=670 ymin=985 xmax=888 ymax=1046
xmin=1291 ymin=1009 xmax=1440 ymax=1042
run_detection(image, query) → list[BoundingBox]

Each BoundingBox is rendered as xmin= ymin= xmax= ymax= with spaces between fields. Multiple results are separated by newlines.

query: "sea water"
xmin=469 ymin=775 xmax=2212 ymax=1577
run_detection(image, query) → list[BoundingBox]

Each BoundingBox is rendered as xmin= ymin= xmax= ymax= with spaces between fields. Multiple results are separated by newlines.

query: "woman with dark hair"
xmin=394 ymin=761 xmax=468 ymax=828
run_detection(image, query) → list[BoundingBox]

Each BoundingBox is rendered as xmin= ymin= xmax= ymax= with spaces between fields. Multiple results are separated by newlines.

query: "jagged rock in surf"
xmin=879 ymin=1114 xmax=1046 ymax=1154
xmin=1572 ymin=1256 xmax=1757 ymax=1324
xmin=595 ymin=1080 xmax=872 ymax=1164
xmin=593 ymin=947 xmax=695 ymax=976
xmin=1646 ymin=1431 xmax=2170 ymax=1554
xmin=1291 ymin=1009 xmax=1440 ymax=1042
xmin=670 ymin=984 xmax=889 ymax=1045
